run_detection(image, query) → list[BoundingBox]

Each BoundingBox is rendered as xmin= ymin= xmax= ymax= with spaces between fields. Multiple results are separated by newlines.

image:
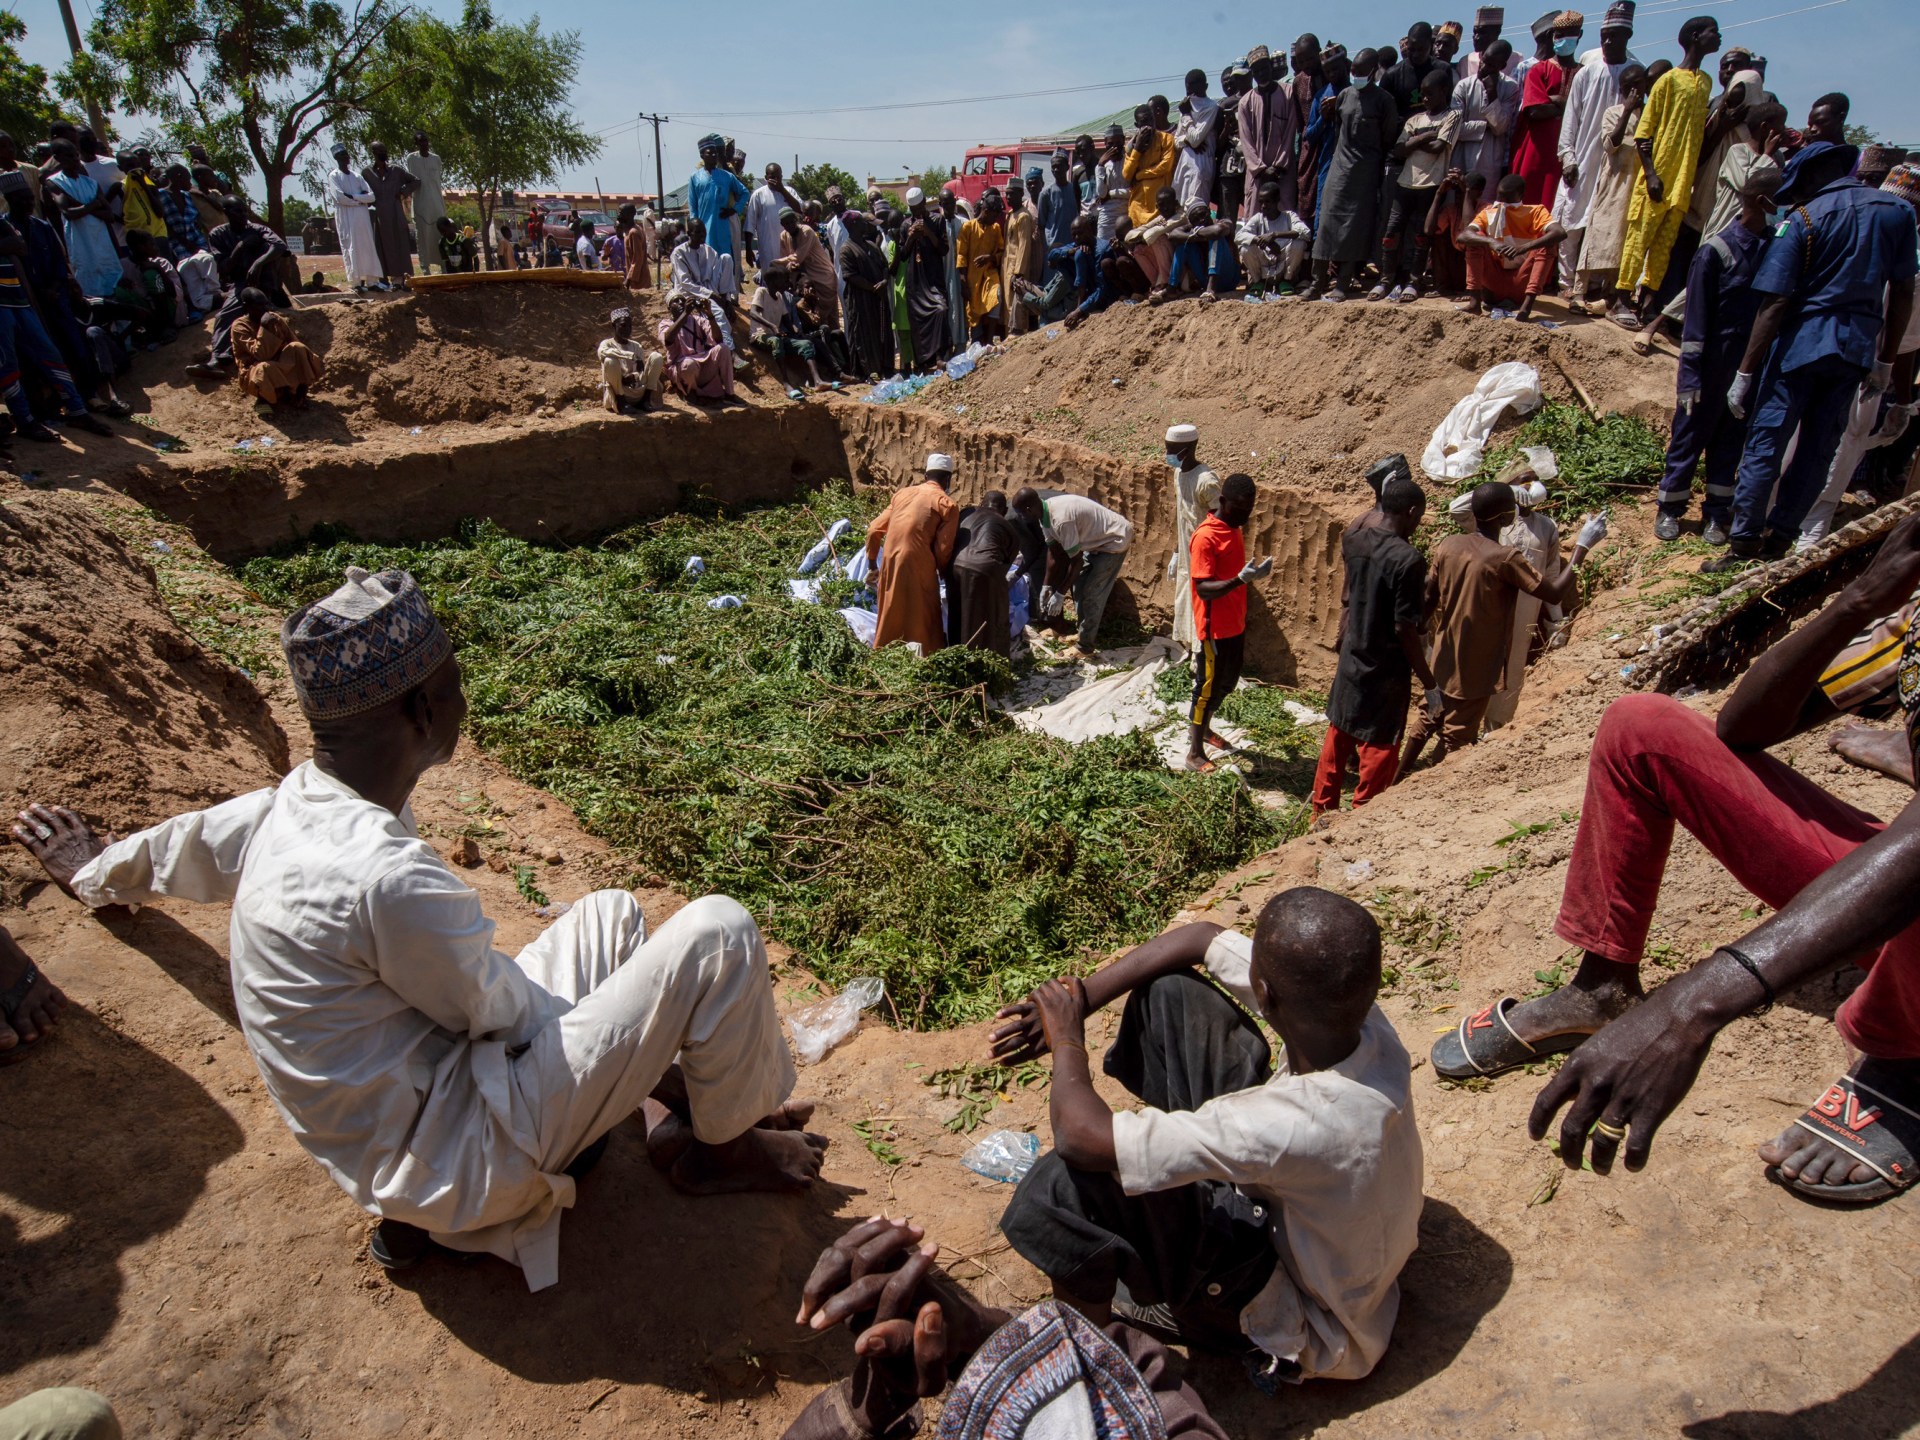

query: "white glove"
xmin=1727 ymin=371 xmax=1754 ymax=420
xmin=1676 ymin=389 xmax=1699 ymax=417
xmin=1424 ymin=686 xmax=1444 ymax=720
xmin=1237 ymin=556 xmax=1275 ymax=584
xmin=1880 ymin=401 xmax=1915 ymax=444
xmin=1167 ymin=552 xmax=1179 ymax=581
xmin=1868 ymin=359 xmax=1894 ymax=394
xmin=1576 ymin=512 xmax=1610 ymax=551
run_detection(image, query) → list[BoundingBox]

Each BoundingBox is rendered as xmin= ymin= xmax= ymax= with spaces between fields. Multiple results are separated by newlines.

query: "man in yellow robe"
xmin=1615 ymin=15 xmax=1719 ymax=314
xmin=956 ymin=191 xmax=1007 ymax=344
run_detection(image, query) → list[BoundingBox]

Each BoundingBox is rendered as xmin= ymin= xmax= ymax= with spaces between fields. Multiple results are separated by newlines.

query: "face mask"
xmin=1553 ymin=35 xmax=1578 ymax=57
xmin=1166 ymin=452 xmax=1184 ymax=468
xmin=1354 ymin=74 xmax=1374 ymax=89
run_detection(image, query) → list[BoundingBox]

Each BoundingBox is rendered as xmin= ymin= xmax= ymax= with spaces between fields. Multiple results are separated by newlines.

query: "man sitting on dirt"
xmin=11 ymin=567 xmax=826 ymax=1290
xmin=597 ymin=306 xmax=664 ymax=415
xmin=1012 ymin=487 xmax=1135 ymax=662
xmin=667 ymin=217 xmax=739 ymax=353
xmin=1401 ymin=480 xmax=1587 ymax=770
xmin=1457 ymin=172 xmax=1566 ymax=320
xmin=1440 ymin=512 xmax=1920 ymax=1209
xmin=985 ymin=888 xmax=1423 ymax=1387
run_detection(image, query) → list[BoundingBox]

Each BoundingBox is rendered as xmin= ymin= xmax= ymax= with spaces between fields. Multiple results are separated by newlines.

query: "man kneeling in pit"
xmin=12 ymin=567 xmax=824 ymax=1289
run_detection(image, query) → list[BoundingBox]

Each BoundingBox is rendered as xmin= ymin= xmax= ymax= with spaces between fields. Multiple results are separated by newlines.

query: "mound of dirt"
xmin=0 ymin=495 xmax=288 ymax=836
xmin=909 ymin=296 xmax=1676 ymax=498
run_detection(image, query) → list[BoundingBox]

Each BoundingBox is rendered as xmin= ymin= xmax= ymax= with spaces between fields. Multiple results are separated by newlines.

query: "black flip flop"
xmin=1430 ymin=996 xmax=1593 ymax=1080
xmin=1766 ymin=1061 xmax=1919 ymax=1206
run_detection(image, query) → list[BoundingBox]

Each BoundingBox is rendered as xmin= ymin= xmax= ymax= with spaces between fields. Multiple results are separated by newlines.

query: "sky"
xmin=8 ymin=0 xmax=1913 ymax=202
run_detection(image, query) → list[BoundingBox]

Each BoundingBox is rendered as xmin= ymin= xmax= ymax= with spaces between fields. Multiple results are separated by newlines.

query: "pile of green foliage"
xmin=243 ymin=484 xmax=1282 ymax=1027
xmin=1478 ymin=401 xmax=1667 ymax=518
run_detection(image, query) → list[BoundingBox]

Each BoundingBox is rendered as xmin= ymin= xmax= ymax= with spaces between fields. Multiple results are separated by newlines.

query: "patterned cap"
xmin=1551 ymin=10 xmax=1584 ymax=28
xmin=1246 ymin=44 xmax=1271 ymax=62
xmin=1602 ymin=0 xmax=1635 ymax=29
xmin=282 ymin=568 xmax=454 ymax=719
xmin=1530 ymin=11 xmax=1559 ymax=37
xmin=1437 ymin=21 xmax=1465 ymax=38
xmin=1861 ymin=144 xmax=1904 ymax=172
xmin=1475 ymin=7 xmax=1505 ymax=23
xmin=1884 ymin=164 xmax=1920 ymax=212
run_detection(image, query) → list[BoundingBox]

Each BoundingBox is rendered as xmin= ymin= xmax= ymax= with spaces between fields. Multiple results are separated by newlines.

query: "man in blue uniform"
xmin=1708 ymin=141 xmax=1920 ymax=571
xmin=1654 ymin=167 xmax=1783 ymax=545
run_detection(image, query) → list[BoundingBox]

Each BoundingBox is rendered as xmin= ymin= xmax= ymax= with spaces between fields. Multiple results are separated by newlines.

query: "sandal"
xmin=1430 ymin=996 xmax=1594 ymax=1080
xmin=1766 ymin=1061 xmax=1919 ymax=1206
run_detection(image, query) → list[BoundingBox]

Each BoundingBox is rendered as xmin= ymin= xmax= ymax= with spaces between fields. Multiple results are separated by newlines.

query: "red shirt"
xmin=1190 ymin=513 xmax=1247 ymax=642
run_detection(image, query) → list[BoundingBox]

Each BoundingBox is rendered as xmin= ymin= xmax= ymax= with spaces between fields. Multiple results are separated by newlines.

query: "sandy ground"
xmin=2 ymin=286 xmax=1916 ymax=1438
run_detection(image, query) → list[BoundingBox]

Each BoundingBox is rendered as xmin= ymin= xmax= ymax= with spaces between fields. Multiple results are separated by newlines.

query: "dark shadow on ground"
xmin=1197 ymin=1197 xmax=1513 ymax=1435
xmin=97 ymin=906 xmax=240 ymax=1029
xmin=0 ymin=1008 xmax=246 ymax=1374
xmin=1681 ymin=1331 xmax=1920 ymax=1440
xmin=395 ymin=1125 xmax=864 ymax=1397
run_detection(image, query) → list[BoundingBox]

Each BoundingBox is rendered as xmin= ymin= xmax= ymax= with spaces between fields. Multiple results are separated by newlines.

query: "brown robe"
xmin=230 ymin=311 xmax=324 ymax=401
xmin=865 ymin=480 xmax=959 ymax=653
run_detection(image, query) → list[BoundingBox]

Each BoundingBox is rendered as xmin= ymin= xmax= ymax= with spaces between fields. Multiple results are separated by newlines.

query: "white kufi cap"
xmin=926 ymin=452 xmax=955 ymax=473
xmin=1165 ymin=423 xmax=1199 ymax=444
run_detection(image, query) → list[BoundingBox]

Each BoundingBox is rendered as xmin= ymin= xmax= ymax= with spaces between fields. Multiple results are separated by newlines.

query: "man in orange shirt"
xmin=1458 ymin=172 xmax=1567 ymax=318
xmin=866 ymin=453 xmax=961 ymax=653
xmin=1186 ymin=474 xmax=1272 ymax=773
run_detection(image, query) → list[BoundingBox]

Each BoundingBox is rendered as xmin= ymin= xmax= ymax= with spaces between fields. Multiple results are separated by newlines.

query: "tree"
xmin=335 ymin=0 xmax=598 ymax=266
xmin=1844 ymin=122 xmax=1879 ymax=149
xmin=0 ymin=14 xmax=69 ymax=141
xmin=82 ymin=0 xmax=414 ymax=232
xmin=919 ymin=163 xmax=954 ymax=194
xmin=790 ymin=162 xmax=860 ymax=204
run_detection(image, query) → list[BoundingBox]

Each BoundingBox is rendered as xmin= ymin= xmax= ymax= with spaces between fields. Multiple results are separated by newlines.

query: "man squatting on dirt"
xmin=12 ymin=567 xmax=826 ymax=1286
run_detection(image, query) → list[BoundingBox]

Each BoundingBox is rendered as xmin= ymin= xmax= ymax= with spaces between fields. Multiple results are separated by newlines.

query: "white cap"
xmin=905 ymin=186 xmax=925 ymax=205
xmin=1165 ymin=423 xmax=1199 ymax=445
xmin=926 ymin=452 xmax=955 ymax=474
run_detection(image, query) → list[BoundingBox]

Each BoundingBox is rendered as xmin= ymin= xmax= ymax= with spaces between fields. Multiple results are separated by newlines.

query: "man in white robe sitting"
xmin=12 ymin=567 xmax=825 ymax=1291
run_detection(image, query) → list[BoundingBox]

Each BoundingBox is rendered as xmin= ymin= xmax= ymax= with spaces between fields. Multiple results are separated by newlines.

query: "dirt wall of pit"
xmin=112 ymin=405 xmax=851 ymax=561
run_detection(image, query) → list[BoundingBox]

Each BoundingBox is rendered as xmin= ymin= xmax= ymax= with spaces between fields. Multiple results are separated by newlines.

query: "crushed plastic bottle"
xmin=684 ymin=556 xmax=706 ymax=577
xmin=535 ymin=900 xmax=573 ymax=920
xmin=707 ymin=594 xmax=744 ymax=610
xmin=788 ymin=976 xmax=886 ymax=1065
xmin=962 ymin=1129 xmax=1041 ymax=1183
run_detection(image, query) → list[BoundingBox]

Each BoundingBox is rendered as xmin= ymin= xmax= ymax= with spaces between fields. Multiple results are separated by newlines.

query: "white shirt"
xmin=1237 ymin=209 xmax=1312 ymax=247
xmin=1551 ymin=53 xmax=1633 ymax=230
xmin=745 ymin=184 xmax=791 ymax=273
xmin=1173 ymin=94 xmax=1220 ymax=206
xmin=671 ymin=241 xmax=735 ymax=301
xmin=1111 ymin=930 xmax=1424 ymax=1381
xmin=574 ymin=234 xmax=598 ymax=269
xmin=72 ymin=763 xmax=574 ymax=1285
xmin=1451 ymin=71 xmax=1522 ymax=185
xmin=1041 ymin=493 xmax=1133 ymax=556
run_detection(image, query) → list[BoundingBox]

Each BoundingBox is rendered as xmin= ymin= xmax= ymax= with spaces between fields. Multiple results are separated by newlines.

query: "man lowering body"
xmin=13 ymin=567 xmax=825 ymax=1288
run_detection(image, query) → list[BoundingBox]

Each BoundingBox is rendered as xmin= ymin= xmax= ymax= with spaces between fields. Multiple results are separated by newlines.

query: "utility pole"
xmin=53 ymin=0 xmax=109 ymax=137
xmin=638 ymin=111 xmax=669 ymax=286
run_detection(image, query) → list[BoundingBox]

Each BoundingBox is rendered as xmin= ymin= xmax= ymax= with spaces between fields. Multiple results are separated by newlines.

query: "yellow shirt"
xmin=956 ymin=217 xmax=1005 ymax=326
xmin=1123 ymin=130 xmax=1177 ymax=228
xmin=123 ymin=172 xmax=169 ymax=240
xmin=1632 ymin=67 xmax=1712 ymax=217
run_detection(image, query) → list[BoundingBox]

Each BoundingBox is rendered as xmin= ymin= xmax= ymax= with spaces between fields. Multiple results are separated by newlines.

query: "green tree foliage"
xmin=335 ymin=0 xmax=599 ymax=264
xmin=919 ymin=163 xmax=954 ymax=194
xmin=790 ymin=162 xmax=860 ymax=204
xmin=0 ymin=14 xmax=68 ymax=141
xmin=281 ymin=194 xmax=321 ymax=228
xmin=83 ymin=0 xmax=413 ymax=231
xmin=1843 ymin=122 xmax=1879 ymax=149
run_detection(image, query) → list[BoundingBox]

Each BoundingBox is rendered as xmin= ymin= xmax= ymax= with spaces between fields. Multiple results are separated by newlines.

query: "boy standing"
xmin=1186 ymin=474 xmax=1271 ymax=773
xmin=991 ymin=888 xmax=1424 ymax=1385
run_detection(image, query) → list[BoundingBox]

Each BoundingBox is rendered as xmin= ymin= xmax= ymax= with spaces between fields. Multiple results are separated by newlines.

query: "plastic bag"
xmin=684 ymin=556 xmax=706 ymax=577
xmin=962 ymin=1129 xmax=1041 ymax=1183
xmin=788 ymin=976 xmax=886 ymax=1065
xmin=707 ymin=594 xmax=743 ymax=610
xmin=1521 ymin=445 xmax=1560 ymax=481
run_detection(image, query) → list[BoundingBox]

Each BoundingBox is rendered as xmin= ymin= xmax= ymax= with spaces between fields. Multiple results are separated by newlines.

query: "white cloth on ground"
xmin=1110 ymin=929 xmax=1423 ymax=1381
xmin=69 ymin=762 xmax=794 ymax=1293
xmin=1422 ymin=362 xmax=1543 ymax=480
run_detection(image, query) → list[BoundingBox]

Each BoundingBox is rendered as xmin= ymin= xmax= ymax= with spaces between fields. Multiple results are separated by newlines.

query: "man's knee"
xmin=664 ymin=894 xmax=767 ymax=979
xmin=1594 ymin=692 xmax=1699 ymax=768
xmin=0 ymin=1388 xmax=122 ymax=1440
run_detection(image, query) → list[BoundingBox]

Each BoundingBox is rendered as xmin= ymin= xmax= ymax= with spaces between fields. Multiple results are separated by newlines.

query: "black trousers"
xmin=1189 ymin=632 xmax=1245 ymax=731
xmin=1000 ymin=972 xmax=1279 ymax=1349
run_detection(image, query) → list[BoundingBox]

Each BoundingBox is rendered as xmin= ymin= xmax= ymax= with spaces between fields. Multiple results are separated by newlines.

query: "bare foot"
xmin=0 ymin=928 xmax=66 ymax=1055
xmin=669 ymin=1125 xmax=829 ymax=1195
xmin=646 ymin=1099 xmax=819 ymax=1172
xmin=1757 ymin=1124 xmax=1876 ymax=1189
xmin=1828 ymin=721 xmax=1916 ymax=786
xmin=1458 ymin=296 xmax=1484 ymax=316
xmin=1514 ymin=296 xmax=1537 ymax=321
xmin=1501 ymin=955 xmax=1643 ymax=1047
xmin=11 ymin=803 xmax=107 ymax=891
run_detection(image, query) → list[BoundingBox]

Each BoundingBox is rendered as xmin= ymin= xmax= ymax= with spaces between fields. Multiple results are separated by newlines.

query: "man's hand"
xmin=1845 ymin=512 xmax=1920 ymax=618
xmin=989 ymin=990 xmax=1052 ymax=1061
xmin=1726 ymin=371 xmax=1754 ymax=420
xmin=1561 ymin=160 xmax=1579 ymax=185
xmin=1677 ymin=388 xmax=1699 ymax=416
xmin=1528 ymin=981 xmax=1716 ymax=1174
xmin=1576 ymin=512 xmax=1610 ymax=551
xmin=1238 ymin=556 xmax=1275 ymax=583
xmin=1494 ymin=238 xmax=1524 ymax=261
xmin=1880 ymin=401 xmax=1916 ymax=445
xmin=1644 ymin=172 xmax=1665 ymax=205
xmin=1032 ymin=977 xmax=1089 ymax=1055
xmin=1424 ymin=685 xmax=1445 ymax=721
xmin=1868 ymin=359 xmax=1895 ymax=395
xmin=11 ymin=804 xmax=107 ymax=891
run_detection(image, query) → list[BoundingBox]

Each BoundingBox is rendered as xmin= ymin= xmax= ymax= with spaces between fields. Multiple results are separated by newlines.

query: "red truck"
xmin=946 ymin=144 xmax=1060 ymax=209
